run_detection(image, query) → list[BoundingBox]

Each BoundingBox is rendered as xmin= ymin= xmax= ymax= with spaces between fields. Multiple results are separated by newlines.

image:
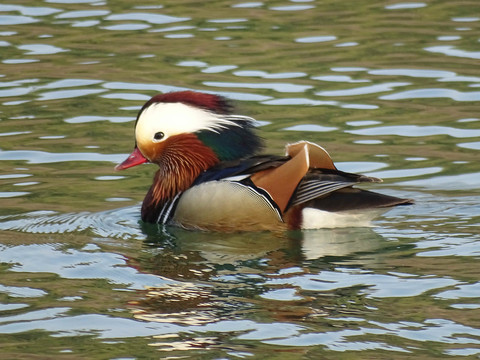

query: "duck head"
xmin=116 ymin=91 xmax=263 ymax=198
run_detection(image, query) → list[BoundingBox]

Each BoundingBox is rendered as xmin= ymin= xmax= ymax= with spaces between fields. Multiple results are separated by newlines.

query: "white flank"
xmin=301 ymin=207 xmax=385 ymax=229
xmin=135 ymin=102 xmax=252 ymax=146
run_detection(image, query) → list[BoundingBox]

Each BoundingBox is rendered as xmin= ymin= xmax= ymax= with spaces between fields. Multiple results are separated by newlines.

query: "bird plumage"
xmin=116 ymin=90 xmax=413 ymax=231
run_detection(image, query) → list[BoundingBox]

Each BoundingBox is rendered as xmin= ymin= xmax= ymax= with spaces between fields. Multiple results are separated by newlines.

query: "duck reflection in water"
xmin=127 ymin=224 xmax=392 ymax=335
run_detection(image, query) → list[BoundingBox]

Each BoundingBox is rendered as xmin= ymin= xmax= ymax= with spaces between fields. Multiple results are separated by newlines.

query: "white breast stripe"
xmin=160 ymin=192 xmax=182 ymax=224
xmin=156 ymin=200 xmax=170 ymax=224
xmin=155 ymin=192 xmax=182 ymax=224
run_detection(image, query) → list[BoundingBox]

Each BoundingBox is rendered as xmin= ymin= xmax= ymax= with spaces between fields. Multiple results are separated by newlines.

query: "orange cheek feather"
xmin=138 ymin=140 xmax=166 ymax=164
xmin=147 ymin=134 xmax=220 ymax=201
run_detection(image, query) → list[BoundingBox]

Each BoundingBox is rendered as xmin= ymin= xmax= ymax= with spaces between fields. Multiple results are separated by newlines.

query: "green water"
xmin=0 ymin=0 xmax=479 ymax=358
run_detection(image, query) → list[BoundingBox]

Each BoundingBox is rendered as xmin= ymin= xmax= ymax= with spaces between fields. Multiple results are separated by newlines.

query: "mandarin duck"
xmin=116 ymin=91 xmax=413 ymax=231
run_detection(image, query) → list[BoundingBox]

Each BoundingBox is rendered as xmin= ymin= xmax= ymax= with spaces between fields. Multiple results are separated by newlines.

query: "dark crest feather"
xmin=196 ymin=118 xmax=263 ymax=161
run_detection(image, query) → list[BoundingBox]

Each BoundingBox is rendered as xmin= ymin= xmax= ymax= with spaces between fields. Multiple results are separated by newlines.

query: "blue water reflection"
xmin=424 ymin=45 xmax=480 ymax=59
xmin=347 ymin=125 xmax=480 ymax=138
xmin=55 ymin=10 xmax=110 ymax=18
xmin=0 ymin=4 xmax=60 ymax=16
xmin=381 ymin=88 xmax=480 ymax=101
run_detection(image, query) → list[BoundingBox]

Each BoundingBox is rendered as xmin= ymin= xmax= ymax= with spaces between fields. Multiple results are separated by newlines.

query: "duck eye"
xmin=153 ymin=132 xmax=165 ymax=141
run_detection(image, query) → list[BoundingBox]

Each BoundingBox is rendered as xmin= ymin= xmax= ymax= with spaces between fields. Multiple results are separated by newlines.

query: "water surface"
xmin=0 ymin=0 xmax=479 ymax=358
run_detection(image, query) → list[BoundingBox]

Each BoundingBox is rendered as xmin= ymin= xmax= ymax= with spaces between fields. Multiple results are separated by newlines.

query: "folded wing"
xmin=249 ymin=141 xmax=412 ymax=214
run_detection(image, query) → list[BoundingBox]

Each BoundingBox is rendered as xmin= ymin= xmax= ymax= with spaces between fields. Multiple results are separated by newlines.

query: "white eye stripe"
xmin=135 ymin=102 xmax=254 ymax=146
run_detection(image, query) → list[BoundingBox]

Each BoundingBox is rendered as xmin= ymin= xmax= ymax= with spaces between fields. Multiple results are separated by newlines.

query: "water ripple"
xmin=102 ymin=24 xmax=150 ymax=31
xmin=437 ymin=35 xmax=462 ymax=41
xmin=347 ymin=125 xmax=480 ymax=138
xmin=262 ymin=98 xmax=338 ymax=106
xmin=71 ymin=20 xmax=100 ymax=27
xmin=65 ymin=115 xmax=134 ymax=124
xmin=425 ymin=45 xmax=480 ymax=60
xmin=0 ymin=312 xmax=303 ymax=341
xmin=103 ymin=81 xmax=186 ymax=92
xmin=451 ymin=17 xmax=479 ymax=22
xmin=0 ymin=15 xmax=39 ymax=25
xmin=271 ymin=5 xmax=315 ymax=11
xmin=1 ymin=1 xmax=479 ymax=357
xmin=103 ymin=81 xmax=272 ymax=101
xmin=0 ymin=149 xmax=125 ymax=164
xmin=385 ymin=2 xmax=427 ymax=10
xmin=204 ymin=81 xmax=312 ymax=93
xmin=365 ymin=167 xmax=443 ymax=179
xmin=316 ymin=82 xmax=410 ymax=96
xmin=0 ymin=192 xmax=29 ymax=198
xmin=150 ymin=25 xmax=195 ymax=33
xmin=207 ymin=18 xmax=247 ymax=24
xmin=232 ymin=2 xmax=263 ymax=8
xmin=55 ymin=10 xmax=111 ymax=19
xmin=0 ymin=131 xmax=31 ymax=137
xmin=283 ymin=124 xmax=338 ymax=132
xmin=0 ymin=206 xmax=144 ymax=240
xmin=18 ymin=44 xmax=68 ymax=55
xmin=0 ymin=4 xmax=61 ymax=17
xmin=380 ymin=88 xmax=480 ymax=101
xmin=0 ymin=284 xmax=47 ymax=298
xmin=38 ymin=89 xmax=106 ymax=100
xmin=0 ymin=243 xmax=169 ymax=290
xmin=436 ymin=283 xmax=480 ymax=300
xmin=399 ymin=172 xmax=480 ymax=190
xmin=265 ymin=268 xmax=458 ymax=298
xmin=45 ymin=0 xmax=101 ymax=3
xmin=368 ymin=68 xmax=455 ymax=79
xmin=42 ymin=79 xmax=102 ymax=89
xmin=457 ymin=141 xmax=480 ymax=150
xmin=312 ymin=74 xmax=370 ymax=83
xmin=202 ymin=65 xmax=238 ymax=73
xmin=295 ymin=35 xmax=337 ymax=43
xmin=234 ymin=70 xmax=307 ymax=79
